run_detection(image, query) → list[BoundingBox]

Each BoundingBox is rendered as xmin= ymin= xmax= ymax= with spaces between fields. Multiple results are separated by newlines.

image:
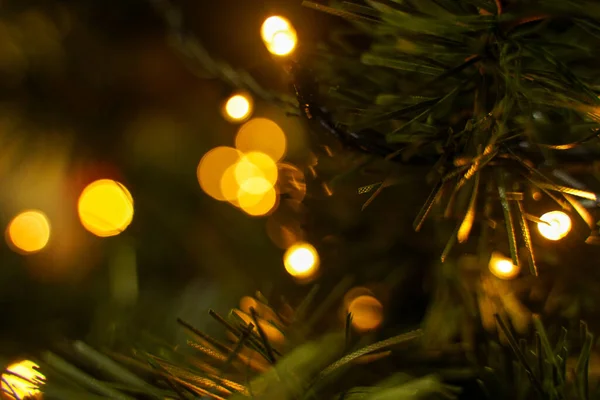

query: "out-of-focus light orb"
xmin=233 ymin=309 xmax=285 ymax=346
xmin=78 ymin=179 xmax=134 ymax=237
xmin=489 ymin=252 xmax=520 ymax=280
xmin=6 ymin=210 xmax=50 ymax=254
xmin=1 ymin=360 xmax=45 ymax=399
xmin=284 ymin=242 xmax=319 ymax=279
xmin=198 ymin=146 xmax=242 ymax=201
xmin=537 ymin=211 xmax=572 ymax=241
xmin=261 ymin=16 xmax=297 ymax=56
xmin=261 ymin=16 xmax=292 ymax=44
xmin=235 ymin=118 xmax=287 ymax=162
xmin=239 ymin=184 xmax=278 ymax=216
xmin=235 ymin=152 xmax=278 ymax=190
xmin=223 ymin=93 xmax=253 ymax=122
xmin=267 ymin=30 xmax=297 ymax=56
xmin=348 ymin=295 xmax=384 ymax=332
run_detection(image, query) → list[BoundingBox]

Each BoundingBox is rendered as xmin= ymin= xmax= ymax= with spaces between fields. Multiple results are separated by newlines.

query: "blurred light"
xmin=6 ymin=210 xmax=50 ymax=254
xmin=223 ymin=93 xmax=253 ymax=122
xmin=235 ymin=118 xmax=287 ymax=162
xmin=220 ymin=164 xmax=242 ymax=205
xmin=284 ymin=242 xmax=319 ymax=279
xmin=343 ymin=287 xmax=374 ymax=313
xmin=235 ymin=152 xmax=278 ymax=190
xmin=1 ymin=360 xmax=45 ymax=399
xmin=239 ymin=184 xmax=278 ymax=216
xmin=268 ymin=30 xmax=297 ymax=56
xmin=233 ymin=309 xmax=285 ymax=346
xmin=261 ymin=16 xmax=297 ymax=56
xmin=348 ymin=295 xmax=384 ymax=332
xmin=537 ymin=211 xmax=571 ymax=241
xmin=78 ymin=179 xmax=134 ymax=237
xmin=198 ymin=146 xmax=242 ymax=201
xmin=489 ymin=252 xmax=520 ymax=280
xmin=239 ymin=296 xmax=282 ymax=326
xmin=261 ymin=16 xmax=291 ymax=44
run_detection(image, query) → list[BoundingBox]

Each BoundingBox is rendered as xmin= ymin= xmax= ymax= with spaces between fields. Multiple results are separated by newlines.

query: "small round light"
xmin=223 ymin=93 xmax=253 ymax=122
xmin=261 ymin=16 xmax=292 ymax=44
xmin=268 ymin=30 xmax=297 ymax=56
xmin=348 ymin=295 xmax=384 ymax=332
xmin=78 ymin=179 xmax=134 ymax=237
xmin=537 ymin=211 xmax=571 ymax=241
xmin=284 ymin=242 xmax=319 ymax=279
xmin=489 ymin=252 xmax=520 ymax=280
xmin=261 ymin=16 xmax=297 ymax=56
xmin=6 ymin=210 xmax=51 ymax=254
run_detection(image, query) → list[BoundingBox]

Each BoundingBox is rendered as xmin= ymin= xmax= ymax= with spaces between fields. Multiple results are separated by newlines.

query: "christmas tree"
xmin=2 ymin=0 xmax=600 ymax=399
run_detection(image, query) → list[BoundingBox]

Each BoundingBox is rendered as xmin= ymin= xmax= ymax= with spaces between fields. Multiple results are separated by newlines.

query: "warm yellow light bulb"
xmin=224 ymin=94 xmax=252 ymax=122
xmin=284 ymin=242 xmax=319 ymax=279
xmin=268 ymin=30 xmax=297 ymax=56
xmin=261 ymin=16 xmax=297 ymax=56
xmin=6 ymin=210 xmax=50 ymax=254
xmin=78 ymin=179 xmax=134 ymax=237
xmin=1 ymin=360 xmax=45 ymax=399
xmin=261 ymin=16 xmax=292 ymax=43
xmin=489 ymin=252 xmax=520 ymax=280
xmin=348 ymin=295 xmax=384 ymax=333
xmin=537 ymin=211 xmax=571 ymax=241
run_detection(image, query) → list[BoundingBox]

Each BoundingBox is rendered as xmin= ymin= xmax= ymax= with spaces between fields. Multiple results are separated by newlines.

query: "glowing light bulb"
xmin=223 ymin=93 xmax=253 ymax=122
xmin=537 ymin=211 xmax=571 ymax=241
xmin=261 ymin=16 xmax=297 ymax=56
xmin=1 ymin=360 xmax=45 ymax=399
xmin=284 ymin=242 xmax=319 ymax=279
xmin=78 ymin=179 xmax=134 ymax=237
xmin=6 ymin=210 xmax=50 ymax=254
xmin=489 ymin=252 xmax=520 ymax=280
xmin=261 ymin=16 xmax=292 ymax=43
xmin=235 ymin=118 xmax=287 ymax=162
xmin=348 ymin=295 xmax=384 ymax=333
xmin=268 ymin=30 xmax=297 ymax=56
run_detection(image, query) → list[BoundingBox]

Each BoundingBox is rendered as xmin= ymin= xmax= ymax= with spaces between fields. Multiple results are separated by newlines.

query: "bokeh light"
xmin=233 ymin=309 xmax=285 ymax=346
xmin=283 ymin=242 xmax=319 ymax=279
xmin=238 ymin=184 xmax=278 ymax=216
xmin=198 ymin=146 xmax=242 ymax=201
xmin=78 ymin=179 xmax=134 ymax=237
xmin=488 ymin=252 xmax=520 ymax=280
xmin=6 ymin=210 xmax=50 ymax=254
xmin=348 ymin=295 xmax=384 ymax=332
xmin=261 ymin=16 xmax=297 ymax=56
xmin=537 ymin=211 xmax=572 ymax=241
xmin=1 ymin=360 xmax=45 ymax=400
xmin=235 ymin=118 xmax=287 ymax=162
xmin=223 ymin=93 xmax=253 ymax=122
xmin=261 ymin=16 xmax=291 ymax=44
xmin=235 ymin=152 xmax=278 ymax=190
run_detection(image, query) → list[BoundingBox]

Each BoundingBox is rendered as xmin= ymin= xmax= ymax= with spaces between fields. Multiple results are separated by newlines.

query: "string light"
xmin=78 ymin=179 xmax=134 ymax=237
xmin=348 ymin=295 xmax=384 ymax=332
xmin=537 ymin=211 xmax=572 ymax=241
xmin=261 ymin=16 xmax=297 ymax=56
xmin=198 ymin=146 xmax=242 ymax=201
xmin=6 ymin=210 xmax=50 ymax=254
xmin=235 ymin=118 xmax=287 ymax=162
xmin=1 ymin=360 xmax=45 ymax=399
xmin=488 ymin=252 xmax=520 ymax=280
xmin=283 ymin=242 xmax=319 ymax=279
xmin=223 ymin=93 xmax=253 ymax=122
